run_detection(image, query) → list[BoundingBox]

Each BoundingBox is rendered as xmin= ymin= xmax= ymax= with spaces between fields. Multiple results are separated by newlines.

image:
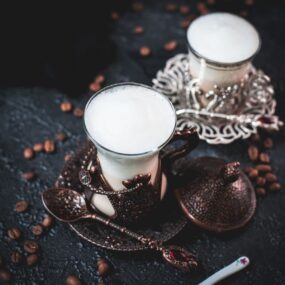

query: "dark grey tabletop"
xmin=0 ymin=1 xmax=285 ymax=284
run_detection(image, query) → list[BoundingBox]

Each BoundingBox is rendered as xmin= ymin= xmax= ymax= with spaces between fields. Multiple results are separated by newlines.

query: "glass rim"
xmin=186 ymin=13 xmax=261 ymax=68
xmin=83 ymin=82 xmax=177 ymax=157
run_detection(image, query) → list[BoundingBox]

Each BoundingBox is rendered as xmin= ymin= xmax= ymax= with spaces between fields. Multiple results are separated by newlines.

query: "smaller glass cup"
xmin=187 ymin=13 xmax=261 ymax=92
xmin=83 ymin=82 xmax=198 ymax=222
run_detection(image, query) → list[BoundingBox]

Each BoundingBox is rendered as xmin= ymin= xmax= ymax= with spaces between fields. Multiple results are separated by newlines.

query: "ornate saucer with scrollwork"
xmin=152 ymin=54 xmax=283 ymax=144
xmin=55 ymin=142 xmax=187 ymax=251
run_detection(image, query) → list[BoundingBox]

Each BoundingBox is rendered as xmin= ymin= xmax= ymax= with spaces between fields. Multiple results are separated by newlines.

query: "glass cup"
xmin=83 ymin=82 xmax=199 ymax=222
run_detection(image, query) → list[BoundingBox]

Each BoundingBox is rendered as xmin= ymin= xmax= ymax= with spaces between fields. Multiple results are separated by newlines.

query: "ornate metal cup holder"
xmin=153 ymin=54 xmax=282 ymax=144
xmin=55 ymin=142 xmax=188 ymax=251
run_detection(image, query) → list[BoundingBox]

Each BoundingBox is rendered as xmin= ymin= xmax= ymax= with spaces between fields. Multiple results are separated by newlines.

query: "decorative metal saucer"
xmin=55 ymin=142 xmax=187 ymax=251
xmin=174 ymin=157 xmax=256 ymax=233
xmin=153 ymin=54 xmax=282 ymax=144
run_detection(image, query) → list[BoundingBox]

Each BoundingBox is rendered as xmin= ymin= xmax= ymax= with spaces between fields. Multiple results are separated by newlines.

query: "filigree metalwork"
xmin=152 ymin=53 xmax=282 ymax=144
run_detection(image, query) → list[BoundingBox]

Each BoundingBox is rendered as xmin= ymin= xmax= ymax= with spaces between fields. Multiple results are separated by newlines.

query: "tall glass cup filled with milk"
xmin=187 ymin=13 xmax=260 ymax=91
xmin=84 ymin=83 xmax=198 ymax=218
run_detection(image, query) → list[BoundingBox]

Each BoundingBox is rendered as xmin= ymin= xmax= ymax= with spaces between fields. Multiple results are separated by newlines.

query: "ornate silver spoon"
xmin=42 ymin=187 xmax=198 ymax=271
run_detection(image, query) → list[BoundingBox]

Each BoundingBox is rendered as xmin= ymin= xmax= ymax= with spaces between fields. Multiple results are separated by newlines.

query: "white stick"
xmin=198 ymin=256 xmax=250 ymax=285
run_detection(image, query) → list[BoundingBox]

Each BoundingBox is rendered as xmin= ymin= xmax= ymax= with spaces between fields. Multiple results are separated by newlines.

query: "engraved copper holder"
xmin=175 ymin=157 xmax=256 ymax=233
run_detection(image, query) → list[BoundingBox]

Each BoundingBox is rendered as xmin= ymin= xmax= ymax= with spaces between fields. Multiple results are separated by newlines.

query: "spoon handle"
xmin=86 ymin=213 xmax=198 ymax=271
xmin=198 ymin=256 xmax=250 ymax=285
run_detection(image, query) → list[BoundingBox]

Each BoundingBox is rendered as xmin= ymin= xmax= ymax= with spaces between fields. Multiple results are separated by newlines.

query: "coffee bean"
xmin=23 ymin=148 xmax=34 ymax=160
xmin=26 ymin=254 xmax=39 ymax=267
xmin=73 ymin=107 xmax=84 ymax=118
xmin=89 ymin=82 xmax=101 ymax=92
xmin=165 ymin=3 xmax=177 ymax=12
xmin=32 ymin=225 xmax=43 ymax=236
xmin=248 ymin=169 xmax=259 ymax=179
xmin=180 ymin=19 xmax=191 ymax=28
xmin=56 ymin=132 xmax=66 ymax=142
xmin=255 ymin=164 xmax=272 ymax=173
xmin=15 ymin=200 xmax=28 ymax=213
xmin=256 ymin=176 xmax=266 ymax=186
xmin=95 ymin=74 xmax=105 ymax=84
xmin=164 ymin=40 xmax=177 ymax=51
xmin=132 ymin=2 xmax=144 ymax=12
xmin=0 ymin=269 xmax=12 ymax=282
xmin=265 ymin=173 xmax=277 ymax=183
xmin=33 ymin=143 xmax=44 ymax=153
xmin=22 ymin=171 xmax=36 ymax=181
xmin=24 ymin=240 xmax=39 ymax=254
xmin=134 ymin=25 xmax=144 ymax=34
xmin=140 ymin=46 xmax=151 ymax=57
xmin=44 ymin=139 xmax=56 ymax=153
xmin=269 ymin=182 xmax=281 ymax=192
xmin=264 ymin=138 xmax=273 ymax=148
xmin=197 ymin=2 xmax=207 ymax=13
xmin=179 ymin=5 xmax=190 ymax=15
xmin=207 ymin=0 xmax=215 ymax=5
xmin=42 ymin=215 xmax=54 ymax=228
xmin=97 ymin=259 xmax=110 ymax=276
xmin=256 ymin=187 xmax=266 ymax=196
xmin=245 ymin=0 xmax=254 ymax=5
xmin=248 ymin=145 xmax=259 ymax=161
xmin=7 ymin=228 xmax=21 ymax=240
xmin=11 ymin=251 xmax=22 ymax=264
xmin=66 ymin=275 xmax=82 ymax=285
xmin=60 ymin=101 xmax=73 ymax=112
xmin=240 ymin=10 xmax=248 ymax=17
xmin=259 ymin=152 xmax=270 ymax=163
xmin=110 ymin=12 xmax=119 ymax=20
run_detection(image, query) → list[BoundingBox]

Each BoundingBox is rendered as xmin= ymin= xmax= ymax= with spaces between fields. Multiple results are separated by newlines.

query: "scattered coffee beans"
xmin=255 ymin=164 xmax=271 ymax=173
xmin=140 ymin=46 xmax=151 ymax=57
xmin=26 ymin=254 xmax=39 ymax=267
xmin=256 ymin=176 xmax=266 ymax=186
xmin=0 ymin=269 xmax=12 ymax=282
xmin=42 ymin=215 xmax=54 ymax=228
xmin=248 ymin=145 xmax=259 ymax=161
xmin=64 ymin=153 xmax=72 ymax=162
xmin=164 ymin=40 xmax=177 ymax=51
xmin=269 ymin=182 xmax=281 ymax=192
xmin=248 ymin=169 xmax=259 ymax=179
xmin=44 ymin=139 xmax=56 ymax=153
xmin=89 ymin=82 xmax=101 ymax=92
xmin=111 ymin=12 xmax=119 ymax=21
xmin=11 ymin=251 xmax=22 ymax=264
xmin=33 ymin=143 xmax=44 ymax=153
xmin=23 ymin=148 xmax=34 ymax=160
xmin=66 ymin=275 xmax=82 ymax=285
xmin=264 ymin=138 xmax=273 ymax=148
xmin=60 ymin=101 xmax=73 ymax=112
xmin=56 ymin=132 xmax=67 ymax=142
xmin=22 ymin=171 xmax=36 ymax=181
xmin=259 ymin=152 xmax=270 ymax=163
xmin=134 ymin=25 xmax=144 ymax=34
xmin=179 ymin=5 xmax=190 ymax=15
xmin=95 ymin=74 xmax=105 ymax=84
xmin=7 ymin=228 xmax=21 ymax=240
xmin=32 ymin=225 xmax=43 ymax=236
xmin=15 ymin=200 xmax=29 ymax=213
xmin=24 ymin=240 xmax=39 ymax=254
xmin=97 ymin=259 xmax=110 ymax=276
xmin=165 ymin=3 xmax=177 ymax=12
xmin=180 ymin=19 xmax=191 ymax=28
xmin=256 ymin=187 xmax=266 ymax=196
xmin=265 ymin=173 xmax=277 ymax=183
xmin=73 ymin=107 xmax=84 ymax=118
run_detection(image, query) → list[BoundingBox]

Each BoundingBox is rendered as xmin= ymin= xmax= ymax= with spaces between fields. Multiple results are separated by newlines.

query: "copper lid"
xmin=175 ymin=157 xmax=256 ymax=233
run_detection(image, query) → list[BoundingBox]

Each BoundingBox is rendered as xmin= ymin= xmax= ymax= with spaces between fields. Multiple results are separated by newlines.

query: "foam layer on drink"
xmin=187 ymin=13 xmax=260 ymax=64
xmin=85 ymin=84 xmax=176 ymax=154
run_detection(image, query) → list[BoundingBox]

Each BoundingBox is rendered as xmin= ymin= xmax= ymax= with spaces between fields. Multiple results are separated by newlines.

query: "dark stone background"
xmin=0 ymin=0 xmax=285 ymax=284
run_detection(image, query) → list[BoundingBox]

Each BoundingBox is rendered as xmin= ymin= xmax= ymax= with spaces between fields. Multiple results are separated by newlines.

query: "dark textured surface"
xmin=0 ymin=1 xmax=285 ymax=284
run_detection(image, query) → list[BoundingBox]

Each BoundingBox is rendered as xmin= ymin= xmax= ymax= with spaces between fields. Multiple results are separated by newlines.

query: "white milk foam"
xmin=85 ymin=85 xmax=176 ymax=154
xmin=187 ymin=13 xmax=260 ymax=64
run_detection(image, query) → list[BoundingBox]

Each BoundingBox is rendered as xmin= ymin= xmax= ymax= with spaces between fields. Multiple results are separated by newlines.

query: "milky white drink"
xmin=187 ymin=13 xmax=260 ymax=91
xmin=84 ymin=83 xmax=176 ymax=216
